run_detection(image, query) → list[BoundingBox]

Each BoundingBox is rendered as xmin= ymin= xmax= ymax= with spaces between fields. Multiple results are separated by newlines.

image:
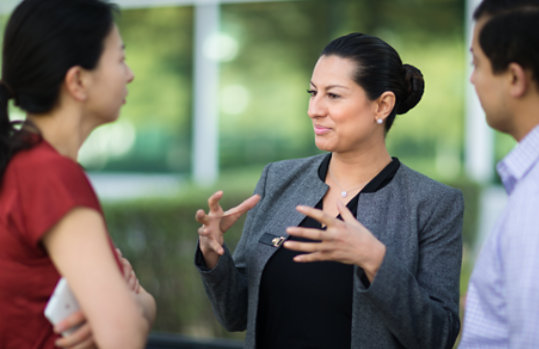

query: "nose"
xmin=307 ymin=94 xmax=326 ymax=119
xmin=469 ymin=67 xmax=477 ymax=86
xmin=126 ymin=64 xmax=135 ymax=84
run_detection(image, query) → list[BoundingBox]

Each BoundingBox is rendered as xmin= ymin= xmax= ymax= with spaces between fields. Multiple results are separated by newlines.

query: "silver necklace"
xmin=327 ymin=169 xmax=365 ymax=198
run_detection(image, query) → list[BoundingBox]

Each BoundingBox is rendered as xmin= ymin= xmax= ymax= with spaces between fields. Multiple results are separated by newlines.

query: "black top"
xmin=256 ymin=154 xmax=400 ymax=349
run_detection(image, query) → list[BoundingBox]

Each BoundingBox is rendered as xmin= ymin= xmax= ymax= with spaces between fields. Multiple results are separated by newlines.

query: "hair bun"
xmin=396 ymin=64 xmax=424 ymax=115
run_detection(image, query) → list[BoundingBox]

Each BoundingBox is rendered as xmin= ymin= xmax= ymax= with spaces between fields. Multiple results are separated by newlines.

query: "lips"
xmin=314 ymin=124 xmax=331 ymax=135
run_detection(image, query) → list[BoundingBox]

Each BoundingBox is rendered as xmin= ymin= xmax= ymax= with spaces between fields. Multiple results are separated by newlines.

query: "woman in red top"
xmin=0 ymin=0 xmax=156 ymax=348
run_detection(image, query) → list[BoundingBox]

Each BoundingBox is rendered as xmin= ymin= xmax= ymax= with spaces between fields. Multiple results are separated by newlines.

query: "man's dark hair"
xmin=473 ymin=0 xmax=539 ymax=19
xmin=479 ymin=9 xmax=539 ymax=85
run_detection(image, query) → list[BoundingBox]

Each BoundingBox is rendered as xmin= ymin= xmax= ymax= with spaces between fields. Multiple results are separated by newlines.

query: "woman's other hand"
xmin=54 ymin=310 xmax=95 ymax=349
xmin=116 ymin=248 xmax=140 ymax=294
xmin=195 ymin=191 xmax=260 ymax=269
xmin=284 ymin=200 xmax=386 ymax=282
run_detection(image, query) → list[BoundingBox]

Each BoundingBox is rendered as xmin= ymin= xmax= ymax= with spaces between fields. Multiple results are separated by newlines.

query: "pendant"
xmin=341 ymin=191 xmax=347 ymax=198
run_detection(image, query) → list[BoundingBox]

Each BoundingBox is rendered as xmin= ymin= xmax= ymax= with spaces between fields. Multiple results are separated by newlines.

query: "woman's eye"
xmin=328 ymin=93 xmax=339 ymax=99
xmin=306 ymin=89 xmax=317 ymax=97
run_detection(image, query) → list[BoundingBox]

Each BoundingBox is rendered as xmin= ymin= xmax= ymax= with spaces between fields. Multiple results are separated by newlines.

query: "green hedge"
xmin=103 ymin=178 xmax=480 ymax=340
xmin=104 ymin=187 xmax=253 ymax=339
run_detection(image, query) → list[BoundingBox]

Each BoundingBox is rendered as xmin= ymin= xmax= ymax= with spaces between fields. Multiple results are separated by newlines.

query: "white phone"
xmin=44 ymin=277 xmax=81 ymax=336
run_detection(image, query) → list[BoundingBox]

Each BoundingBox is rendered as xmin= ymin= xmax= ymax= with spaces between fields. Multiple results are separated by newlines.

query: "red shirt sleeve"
xmin=11 ymin=142 xmax=102 ymax=246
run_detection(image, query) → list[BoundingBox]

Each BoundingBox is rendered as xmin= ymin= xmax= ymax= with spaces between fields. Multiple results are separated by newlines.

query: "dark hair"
xmin=321 ymin=32 xmax=424 ymax=133
xmin=0 ymin=0 xmax=118 ymax=179
xmin=473 ymin=0 xmax=539 ymax=20
xmin=479 ymin=9 xmax=539 ymax=85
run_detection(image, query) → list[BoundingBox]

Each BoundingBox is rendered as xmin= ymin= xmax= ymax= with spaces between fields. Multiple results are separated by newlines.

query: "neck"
xmin=328 ymin=146 xmax=392 ymax=192
xmin=509 ymin=98 xmax=539 ymax=142
xmin=27 ymin=105 xmax=94 ymax=160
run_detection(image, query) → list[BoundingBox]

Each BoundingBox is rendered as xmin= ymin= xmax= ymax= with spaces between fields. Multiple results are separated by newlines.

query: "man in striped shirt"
xmin=460 ymin=0 xmax=539 ymax=347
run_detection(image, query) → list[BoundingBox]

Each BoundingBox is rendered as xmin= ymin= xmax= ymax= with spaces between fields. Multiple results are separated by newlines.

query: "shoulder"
xmin=395 ymin=163 xmax=462 ymax=199
xmin=252 ymin=153 xmax=327 ymax=198
xmin=10 ymin=141 xmax=84 ymax=178
xmin=391 ymin=163 xmax=464 ymax=217
xmin=506 ymin=166 xmax=539 ymax=217
xmin=263 ymin=153 xmax=326 ymax=178
xmin=8 ymin=141 xmax=95 ymax=201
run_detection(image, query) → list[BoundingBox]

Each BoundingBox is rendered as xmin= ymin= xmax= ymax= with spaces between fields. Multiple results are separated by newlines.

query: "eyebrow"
xmin=309 ymin=81 xmax=349 ymax=90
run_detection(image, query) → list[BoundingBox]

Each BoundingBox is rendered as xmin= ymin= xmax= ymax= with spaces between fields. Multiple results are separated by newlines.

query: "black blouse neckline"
xmin=317 ymin=153 xmax=401 ymax=197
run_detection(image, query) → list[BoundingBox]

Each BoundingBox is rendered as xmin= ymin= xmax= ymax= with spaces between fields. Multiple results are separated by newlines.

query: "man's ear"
xmin=64 ymin=66 xmax=88 ymax=102
xmin=508 ymin=62 xmax=529 ymax=98
xmin=374 ymin=91 xmax=396 ymax=121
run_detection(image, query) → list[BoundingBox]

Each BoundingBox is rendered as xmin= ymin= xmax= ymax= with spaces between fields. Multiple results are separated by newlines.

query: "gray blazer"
xmin=196 ymin=154 xmax=463 ymax=348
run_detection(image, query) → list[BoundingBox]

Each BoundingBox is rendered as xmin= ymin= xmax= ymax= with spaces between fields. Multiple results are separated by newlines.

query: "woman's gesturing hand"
xmin=284 ymin=200 xmax=386 ymax=282
xmin=195 ymin=191 xmax=260 ymax=268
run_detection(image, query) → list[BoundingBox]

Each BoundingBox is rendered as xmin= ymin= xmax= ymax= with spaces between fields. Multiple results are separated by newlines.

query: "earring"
xmin=376 ymin=118 xmax=383 ymax=124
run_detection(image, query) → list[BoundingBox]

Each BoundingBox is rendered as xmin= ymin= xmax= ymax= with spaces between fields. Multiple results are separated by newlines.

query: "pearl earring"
xmin=376 ymin=118 xmax=383 ymax=124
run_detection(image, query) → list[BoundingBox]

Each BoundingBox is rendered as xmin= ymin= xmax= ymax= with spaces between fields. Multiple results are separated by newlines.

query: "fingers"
xmin=54 ymin=310 xmax=86 ymax=334
xmin=196 ymin=192 xmax=259 ymax=256
xmin=286 ymin=226 xmax=328 ymax=241
xmin=55 ymin=322 xmax=93 ymax=348
xmin=126 ymin=268 xmax=140 ymax=294
xmin=295 ymin=205 xmax=339 ymax=228
xmin=115 ymin=248 xmax=141 ymax=294
xmin=197 ymin=225 xmax=224 ymax=255
xmin=282 ymin=239 xmax=333 ymax=263
xmin=336 ymin=200 xmax=355 ymax=221
xmin=221 ymin=194 xmax=260 ymax=231
xmin=194 ymin=191 xmax=225 ymax=225
xmin=292 ymin=251 xmax=328 ymax=263
xmin=120 ymin=255 xmax=132 ymax=279
xmin=223 ymin=194 xmax=260 ymax=217
xmin=194 ymin=209 xmax=207 ymax=224
xmin=207 ymin=190 xmax=224 ymax=214
xmin=283 ymin=238 xmax=322 ymax=253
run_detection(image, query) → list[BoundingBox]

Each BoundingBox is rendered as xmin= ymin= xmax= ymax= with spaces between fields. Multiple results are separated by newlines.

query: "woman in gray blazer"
xmin=195 ymin=32 xmax=463 ymax=349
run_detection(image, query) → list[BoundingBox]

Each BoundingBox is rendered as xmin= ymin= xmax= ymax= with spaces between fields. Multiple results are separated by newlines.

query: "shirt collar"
xmin=497 ymin=124 xmax=539 ymax=194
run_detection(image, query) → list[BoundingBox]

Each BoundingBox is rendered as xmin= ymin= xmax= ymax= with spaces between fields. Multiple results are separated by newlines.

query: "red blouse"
xmin=0 ymin=139 xmax=122 ymax=349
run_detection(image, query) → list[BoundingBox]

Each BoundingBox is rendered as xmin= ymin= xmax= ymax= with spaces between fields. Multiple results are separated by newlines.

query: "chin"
xmin=314 ymin=139 xmax=326 ymax=149
xmin=314 ymin=142 xmax=334 ymax=153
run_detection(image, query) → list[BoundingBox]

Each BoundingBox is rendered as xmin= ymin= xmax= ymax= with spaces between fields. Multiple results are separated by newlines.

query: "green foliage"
xmin=105 ymin=190 xmax=250 ymax=338
xmin=104 ymin=168 xmax=261 ymax=338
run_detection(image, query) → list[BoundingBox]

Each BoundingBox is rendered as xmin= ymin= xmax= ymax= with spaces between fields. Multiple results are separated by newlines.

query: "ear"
xmin=373 ymin=91 xmax=396 ymax=121
xmin=507 ymin=62 xmax=528 ymax=98
xmin=64 ymin=66 xmax=89 ymax=102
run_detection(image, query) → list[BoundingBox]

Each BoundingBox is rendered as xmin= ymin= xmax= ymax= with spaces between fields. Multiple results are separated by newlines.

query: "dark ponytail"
xmin=0 ymin=82 xmax=14 ymax=177
xmin=0 ymin=0 xmax=118 ymax=179
xmin=321 ymin=33 xmax=425 ymax=133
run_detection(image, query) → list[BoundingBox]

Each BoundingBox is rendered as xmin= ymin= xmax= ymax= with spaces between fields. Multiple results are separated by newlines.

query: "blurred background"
xmin=0 ymin=0 xmax=512 ymax=345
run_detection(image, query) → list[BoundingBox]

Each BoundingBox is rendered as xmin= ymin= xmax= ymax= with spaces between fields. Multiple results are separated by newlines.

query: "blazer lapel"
xmin=253 ymin=156 xmax=329 ymax=268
